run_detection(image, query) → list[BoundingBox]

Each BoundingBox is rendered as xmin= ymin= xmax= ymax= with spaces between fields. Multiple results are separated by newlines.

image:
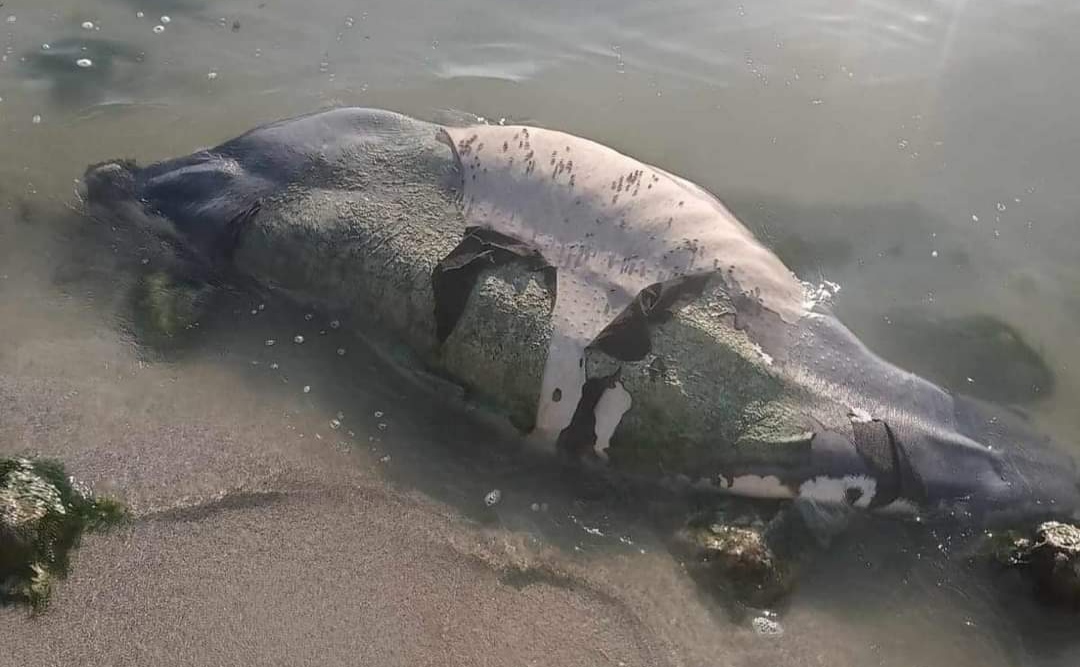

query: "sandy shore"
xmin=3 ymin=218 xmax=1078 ymax=667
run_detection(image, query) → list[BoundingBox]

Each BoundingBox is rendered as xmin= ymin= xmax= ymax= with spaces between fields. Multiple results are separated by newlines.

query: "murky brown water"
xmin=2 ymin=0 xmax=1080 ymax=665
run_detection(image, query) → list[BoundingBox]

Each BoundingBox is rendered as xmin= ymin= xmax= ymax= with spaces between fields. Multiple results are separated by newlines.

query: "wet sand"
xmin=0 ymin=275 xmax=669 ymax=666
xmin=0 ymin=219 xmax=703 ymax=666
xmin=2 ymin=214 xmax=1079 ymax=667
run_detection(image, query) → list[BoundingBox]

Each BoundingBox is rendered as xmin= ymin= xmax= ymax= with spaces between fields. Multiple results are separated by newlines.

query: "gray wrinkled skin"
xmin=82 ymin=107 xmax=1080 ymax=526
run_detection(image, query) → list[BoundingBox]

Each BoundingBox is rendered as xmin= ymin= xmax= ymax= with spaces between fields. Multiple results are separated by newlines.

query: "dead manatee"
xmin=80 ymin=108 xmax=1080 ymax=528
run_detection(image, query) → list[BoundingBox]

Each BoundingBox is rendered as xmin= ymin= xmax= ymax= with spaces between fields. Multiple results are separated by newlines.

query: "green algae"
xmin=674 ymin=507 xmax=797 ymax=607
xmin=592 ymin=284 xmax=811 ymax=476
xmin=0 ymin=457 xmax=128 ymax=612
xmin=130 ymin=271 xmax=214 ymax=346
xmin=439 ymin=265 xmax=554 ymax=433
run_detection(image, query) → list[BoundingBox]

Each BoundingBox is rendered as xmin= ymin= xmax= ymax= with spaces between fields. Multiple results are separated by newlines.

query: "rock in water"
xmin=1006 ymin=521 xmax=1080 ymax=608
xmin=673 ymin=506 xmax=805 ymax=607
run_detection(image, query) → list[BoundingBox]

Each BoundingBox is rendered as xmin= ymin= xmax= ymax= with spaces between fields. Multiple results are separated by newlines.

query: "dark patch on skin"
xmin=556 ymin=370 xmax=620 ymax=461
xmin=432 ymin=226 xmax=556 ymax=342
xmin=845 ymin=487 xmax=864 ymax=505
xmin=850 ymin=418 xmax=927 ymax=508
xmin=590 ymin=272 xmax=713 ymax=361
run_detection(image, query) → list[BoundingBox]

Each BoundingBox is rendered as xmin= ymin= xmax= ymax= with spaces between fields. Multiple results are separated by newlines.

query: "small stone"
xmin=207 ymin=71 xmax=218 ymax=80
xmin=304 ymin=313 xmax=314 ymax=321
xmin=153 ymin=25 xmax=165 ymax=34
xmin=265 ymin=339 xmax=276 ymax=346
xmin=336 ymin=348 xmax=346 ymax=356
xmin=75 ymin=58 xmax=93 ymax=68
xmin=136 ymin=11 xmax=145 ymax=18
xmin=160 ymin=15 xmax=171 ymax=23
xmin=530 ymin=503 xmax=541 ymax=512
xmin=258 ymin=303 xmax=266 ymax=311
xmin=81 ymin=21 xmax=95 ymax=30
xmin=31 ymin=115 xmax=42 ymax=125
xmin=379 ymin=455 xmax=391 ymax=463
xmin=270 ymin=363 xmax=279 ymax=370
xmin=293 ymin=335 xmax=304 ymax=344
xmin=302 ymin=385 xmax=311 ymax=394
xmin=377 ymin=423 xmax=387 ymax=431
xmin=484 ymin=489 xmax=502 ymax=507
xmin=330 ymin=319 xmax=341 ymax=329
xmin=329 ymin=419 xmax=341 ymax=430
xmin=374 ymin=411 xmax=384 ymax=418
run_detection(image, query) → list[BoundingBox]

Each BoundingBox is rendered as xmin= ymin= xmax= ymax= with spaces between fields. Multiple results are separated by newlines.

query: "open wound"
xmin=431 ymin=226 xmax=556 ymax=342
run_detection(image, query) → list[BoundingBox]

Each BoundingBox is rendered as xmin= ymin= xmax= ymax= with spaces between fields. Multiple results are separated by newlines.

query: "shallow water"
xmin=2 ymin=0 xmax=1080 ymax=665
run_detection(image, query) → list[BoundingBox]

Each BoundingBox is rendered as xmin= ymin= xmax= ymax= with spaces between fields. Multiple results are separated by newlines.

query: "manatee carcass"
xmin=82 ymin=108 xmax=1080 ymax=524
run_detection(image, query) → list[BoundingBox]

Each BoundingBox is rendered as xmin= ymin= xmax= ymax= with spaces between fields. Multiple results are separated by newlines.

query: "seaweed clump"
xmin=672 ymin=502 xmax=810 ymax=608
xmin=0 ymin=457 xmax=127 ymax=612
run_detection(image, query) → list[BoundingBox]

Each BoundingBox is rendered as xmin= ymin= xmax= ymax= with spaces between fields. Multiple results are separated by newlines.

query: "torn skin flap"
xmin=431 ymin=226 xmax=556 ymax=342
xmin=590 ymin=271 xmax=714 ymax=362
xmin=850 ymin=418 xmax=927 ymax=508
